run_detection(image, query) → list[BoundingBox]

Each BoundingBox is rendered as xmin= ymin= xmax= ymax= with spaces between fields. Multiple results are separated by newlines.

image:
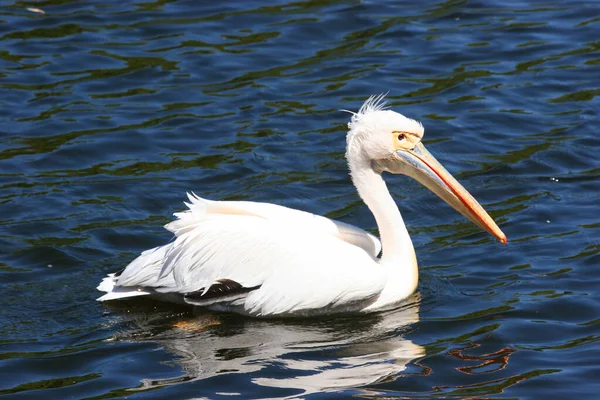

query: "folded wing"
xmin=98 ymin=194 xmax=385 ymax=316
xmin=165 ymin=193 xmax=381 ymax=258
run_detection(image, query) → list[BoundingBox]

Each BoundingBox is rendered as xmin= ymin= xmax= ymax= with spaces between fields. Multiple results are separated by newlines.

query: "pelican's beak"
xmin=375 ymin=142 xmax=507 ymax=244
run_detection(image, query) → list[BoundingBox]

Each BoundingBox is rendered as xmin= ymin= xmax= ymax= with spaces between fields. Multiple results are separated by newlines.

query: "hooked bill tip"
xmin=499 ymin=234 xmax=508 ymax=245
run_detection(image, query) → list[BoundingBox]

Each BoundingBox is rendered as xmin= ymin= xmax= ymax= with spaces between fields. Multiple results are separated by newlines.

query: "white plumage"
xmin=98 ymin=94 xmax=506 ymax=317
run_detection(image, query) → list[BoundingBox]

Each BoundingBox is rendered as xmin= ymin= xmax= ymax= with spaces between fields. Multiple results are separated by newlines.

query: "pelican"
xmin=97 ymin=95 xmax=506 ymax=317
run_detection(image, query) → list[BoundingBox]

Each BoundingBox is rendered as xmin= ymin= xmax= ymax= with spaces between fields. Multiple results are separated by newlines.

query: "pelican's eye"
xmin=392 ymin=131 xmax=414 ymax=151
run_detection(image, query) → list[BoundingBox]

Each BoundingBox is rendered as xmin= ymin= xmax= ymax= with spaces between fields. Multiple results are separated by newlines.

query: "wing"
xmin=113 ymin=213 xmax=386 ymax=316
xmin=101 ymin=193 xmax=386 ymax=315
xmin=165 ymin=193 xmax=382 ymax=258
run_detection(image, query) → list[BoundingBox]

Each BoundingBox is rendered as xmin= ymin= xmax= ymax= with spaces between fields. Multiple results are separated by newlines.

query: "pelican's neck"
xmin=348 ymin=154 xmax=414 ymax=265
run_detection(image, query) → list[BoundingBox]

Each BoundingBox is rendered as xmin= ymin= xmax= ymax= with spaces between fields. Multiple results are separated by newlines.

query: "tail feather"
xmin=97 ymin=273 xmax=117 ymax=293
xmin=96 ymin=273 xmax=151 ymax=301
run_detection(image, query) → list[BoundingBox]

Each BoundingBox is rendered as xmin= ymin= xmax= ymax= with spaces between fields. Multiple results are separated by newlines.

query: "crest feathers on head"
xmin=345 ymin=93 xmax=389 ymax=153
xmin=345 ymin=93 xmax=390 ymax=129
xmin=358 ymin=93 xmax=389 ymax=115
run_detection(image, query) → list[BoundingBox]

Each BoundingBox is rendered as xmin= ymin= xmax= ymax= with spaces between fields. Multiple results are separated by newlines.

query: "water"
xmin=1 ymin=0 xmax=599 ymax=398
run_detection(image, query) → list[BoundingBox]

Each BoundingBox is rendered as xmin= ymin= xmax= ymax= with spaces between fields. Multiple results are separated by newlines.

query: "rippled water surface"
xmin=1 ymin=0 xmax=599 ymax=398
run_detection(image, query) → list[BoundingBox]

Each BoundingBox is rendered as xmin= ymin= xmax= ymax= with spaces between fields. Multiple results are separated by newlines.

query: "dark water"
xmin=1 ymin=0 xmax=599 ymax=398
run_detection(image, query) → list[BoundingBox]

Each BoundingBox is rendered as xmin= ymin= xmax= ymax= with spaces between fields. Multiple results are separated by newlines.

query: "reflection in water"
xmin=122 ymin=295 xmax=422 ymax=397
xmin=449 ymin=342 xmax=515 ymax=375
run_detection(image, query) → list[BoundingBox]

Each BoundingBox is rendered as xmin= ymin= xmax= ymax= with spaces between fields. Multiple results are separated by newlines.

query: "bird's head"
xmin=346 ymin=94 xmax=506 ymax=245
xmin=346 ymin=95 xmax=424 ymax=161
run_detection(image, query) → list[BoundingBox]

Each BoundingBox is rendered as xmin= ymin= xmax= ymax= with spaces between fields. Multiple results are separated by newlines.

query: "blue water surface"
xmin=1 ymin=0 xmax=599 ymax=398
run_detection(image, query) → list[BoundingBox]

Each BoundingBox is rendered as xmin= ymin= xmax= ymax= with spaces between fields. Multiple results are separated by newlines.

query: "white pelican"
xmin=98 ymin=94 xmax=506 ymax=317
